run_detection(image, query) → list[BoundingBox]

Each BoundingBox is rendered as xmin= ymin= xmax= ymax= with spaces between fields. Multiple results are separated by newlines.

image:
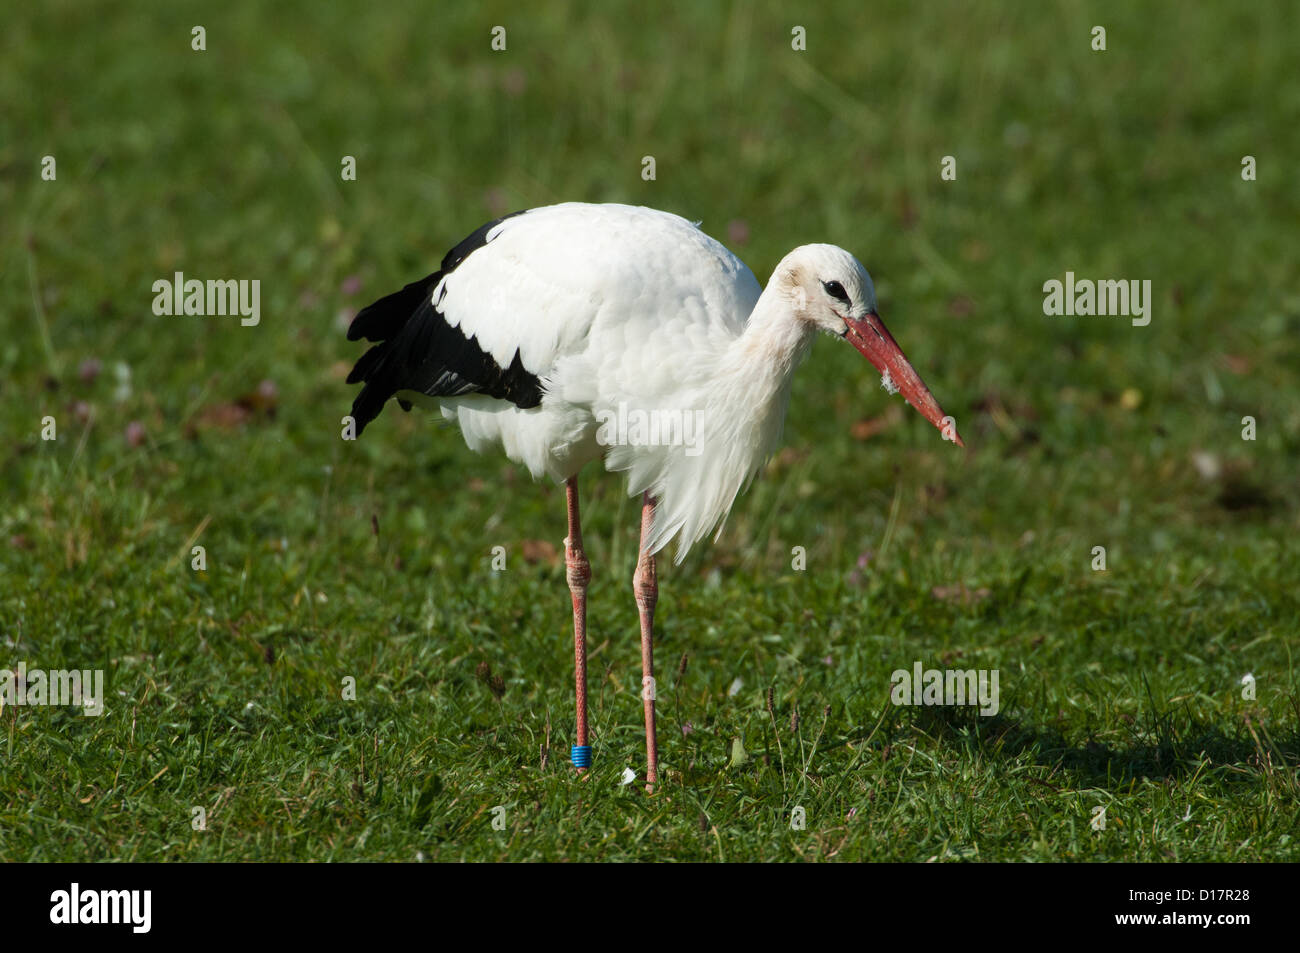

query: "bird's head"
xmin=777 ymin=243 xmax=964 ymax=448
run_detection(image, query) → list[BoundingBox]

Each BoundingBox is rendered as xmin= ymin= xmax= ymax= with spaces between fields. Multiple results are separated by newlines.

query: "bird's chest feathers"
xmin=695 ymin=330 xmax=810 ymax=472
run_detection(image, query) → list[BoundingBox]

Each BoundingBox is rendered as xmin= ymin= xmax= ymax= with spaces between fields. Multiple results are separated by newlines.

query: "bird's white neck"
xmin=733 ymin=284 xmax=817 ymax=381
xmin=708 ymin=285 xmax=814 ymax=448
xmin=695 ymin=287 xmax=814 ymax=482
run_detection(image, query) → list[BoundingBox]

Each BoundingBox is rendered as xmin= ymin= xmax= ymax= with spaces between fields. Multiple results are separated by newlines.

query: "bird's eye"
xmin=823 ymin=280 xmax=850 ymax=304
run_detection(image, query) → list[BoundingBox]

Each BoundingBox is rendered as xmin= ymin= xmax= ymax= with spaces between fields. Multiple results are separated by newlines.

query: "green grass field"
xmin=2 ymin=1 xmax=1297 ymax=861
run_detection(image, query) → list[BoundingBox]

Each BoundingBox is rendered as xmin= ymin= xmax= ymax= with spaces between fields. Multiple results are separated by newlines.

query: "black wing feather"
xmin=345 ymin=210 xmax=543 ymax=435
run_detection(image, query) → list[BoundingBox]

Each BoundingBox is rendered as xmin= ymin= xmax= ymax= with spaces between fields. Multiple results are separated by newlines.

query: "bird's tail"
xmin=345 ymin=210 xmax=545 ymax=435
xmin=345 ymin=273 xmax=442 ymax=434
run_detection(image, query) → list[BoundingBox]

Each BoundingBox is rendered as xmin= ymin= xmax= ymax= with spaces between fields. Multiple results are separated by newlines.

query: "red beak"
xmin=844 ymin=311 xmax=964 ymax=448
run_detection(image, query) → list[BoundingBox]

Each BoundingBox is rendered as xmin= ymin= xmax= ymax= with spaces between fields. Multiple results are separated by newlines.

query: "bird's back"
xmin=435 ymin=203 xmax=761 ymax=378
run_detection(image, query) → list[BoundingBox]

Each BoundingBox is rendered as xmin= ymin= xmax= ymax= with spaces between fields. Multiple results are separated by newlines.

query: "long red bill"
xmin=844 ymin=311 xmax=964 ymax=448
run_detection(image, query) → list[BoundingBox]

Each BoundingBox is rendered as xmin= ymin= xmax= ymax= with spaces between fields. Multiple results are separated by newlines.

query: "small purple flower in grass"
xmin=125 ymin=421 xmax=146 ymax=448
xmin=847 ymin=550 xmax=874 ymax=587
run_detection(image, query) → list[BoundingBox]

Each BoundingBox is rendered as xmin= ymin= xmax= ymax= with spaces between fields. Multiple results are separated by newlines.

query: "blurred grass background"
xmin=1 ymin=0 xmax=1297 ymax=861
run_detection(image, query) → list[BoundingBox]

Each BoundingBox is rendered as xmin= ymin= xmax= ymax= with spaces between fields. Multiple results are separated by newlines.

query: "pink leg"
xmin=634 ymin=493 xmax=659 ymax=791
xmin=565 ymin=478 xmax=592 ymax=771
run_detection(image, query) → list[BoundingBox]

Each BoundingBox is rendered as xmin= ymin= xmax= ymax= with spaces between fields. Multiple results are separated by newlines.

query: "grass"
xmin=1 ymin=0 xmax=1297 ymax=861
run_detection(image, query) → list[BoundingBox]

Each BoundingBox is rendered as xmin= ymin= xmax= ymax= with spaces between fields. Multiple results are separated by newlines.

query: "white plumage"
xmin=358 ymin=202 xmax=957 ymax=558
xmin=433 ymin=204 xmax=773 ymax=557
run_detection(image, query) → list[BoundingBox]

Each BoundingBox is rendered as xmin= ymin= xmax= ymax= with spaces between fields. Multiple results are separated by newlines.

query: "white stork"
xmin=347 ymin=202 xmax=962 ymax=791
